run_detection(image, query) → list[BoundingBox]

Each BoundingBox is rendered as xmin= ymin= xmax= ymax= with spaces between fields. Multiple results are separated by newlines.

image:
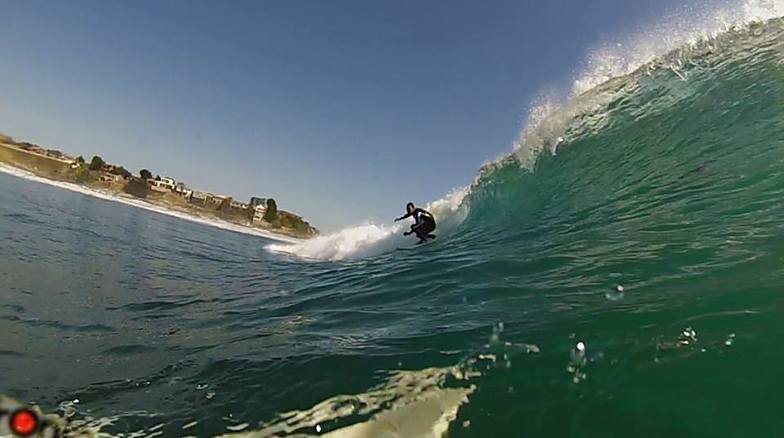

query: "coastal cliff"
xmin=0 ymin=139 xmax=319 ymax=239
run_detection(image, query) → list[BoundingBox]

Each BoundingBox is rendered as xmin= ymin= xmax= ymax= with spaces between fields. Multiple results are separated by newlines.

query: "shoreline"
xmin=0 ymin=162 xmax=301 ymax=244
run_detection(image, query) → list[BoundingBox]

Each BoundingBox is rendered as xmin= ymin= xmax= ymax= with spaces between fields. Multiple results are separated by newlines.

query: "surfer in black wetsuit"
xmin=395 ymin=202 xmax=436 ymax=244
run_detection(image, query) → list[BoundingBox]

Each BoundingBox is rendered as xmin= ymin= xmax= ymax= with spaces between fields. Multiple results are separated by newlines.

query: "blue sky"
xmin=0 ymin=0 xmax=703 ymax=231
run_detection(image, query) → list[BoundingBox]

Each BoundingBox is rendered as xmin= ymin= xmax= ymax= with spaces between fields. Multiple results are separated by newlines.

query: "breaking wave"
xmin=269 ymin=0 xmax=784 ymax=262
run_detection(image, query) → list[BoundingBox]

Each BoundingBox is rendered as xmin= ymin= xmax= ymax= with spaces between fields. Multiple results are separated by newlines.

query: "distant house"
xmin=252 ymin=204 xmax=267 ymax=223
xmin=206 ymin=194 xmax=228 ymax=207
xmin=230 ymin=199 xmax=249 ymax=210
xmin=174 ymin=182 xmax=189 ymax=196
xmin=100 ymin=173 xmax=123 ymax=183
xmin=148 ymin=179 xmax=171 ymax=193
xmin=189 ymin=191 xmax=208 ymax=205
xmin=249 ymin=197 xmax=267 ymax=208
xmin=148 ymin=177 xmax=176 ymax=193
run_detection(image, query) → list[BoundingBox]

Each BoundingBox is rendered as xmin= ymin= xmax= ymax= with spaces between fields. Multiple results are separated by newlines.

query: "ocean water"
xmin=4 ymin=4 xmax=784 ymax=438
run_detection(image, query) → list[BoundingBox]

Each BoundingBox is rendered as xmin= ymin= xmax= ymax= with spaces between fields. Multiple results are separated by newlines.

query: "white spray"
xmin=267 ymin=188 xmax=469 ymax=261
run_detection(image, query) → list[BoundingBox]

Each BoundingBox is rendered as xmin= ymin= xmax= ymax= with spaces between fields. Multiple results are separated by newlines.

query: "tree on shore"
xmin=140 ymin=169 xmax=152 ymax=180
xmin=73 ymin=166 xmax=90 ymax=183
xmin=263 ymin=198 xmax=278 ymax=223
xmin=89 ymin=155 xmax=106 ymax=171
xmin=124 ymin=178 xmax=149 ymax=198
xmin=110 ymin=166 xmax=132 ymax=179
xmin=75 ymin=156 xmax=85 ymax=165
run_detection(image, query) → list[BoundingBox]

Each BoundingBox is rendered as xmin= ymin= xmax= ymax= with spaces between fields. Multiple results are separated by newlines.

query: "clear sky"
xmin=0 ymin=0 xmax=705 ymax=231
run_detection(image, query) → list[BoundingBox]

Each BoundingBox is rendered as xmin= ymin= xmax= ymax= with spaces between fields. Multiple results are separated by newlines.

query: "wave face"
xmin=248 ymin=10 xmax=784 ymax=436
xmin=271 ymin=0 xmax=784 ymax=263
xmin=468 ymin=14 xmax=784 ymax=257
xmin=5 ymin=3 xmax=784 ymax=438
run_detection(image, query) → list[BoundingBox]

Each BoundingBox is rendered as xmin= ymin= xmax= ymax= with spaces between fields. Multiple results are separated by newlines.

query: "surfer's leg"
xmin=412 ymin=225 xmax=429 ymax=242
xmin=420 ymin=220 xmax=436 ymax=240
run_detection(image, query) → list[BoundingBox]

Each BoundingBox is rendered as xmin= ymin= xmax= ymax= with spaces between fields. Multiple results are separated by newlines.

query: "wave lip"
xmin=511 ymin=0 xmax=784 ymax=171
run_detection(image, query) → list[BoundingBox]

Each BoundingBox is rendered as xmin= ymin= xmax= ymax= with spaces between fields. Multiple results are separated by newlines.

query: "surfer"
xmin=395 ymin=202 xmax=436 ymax=244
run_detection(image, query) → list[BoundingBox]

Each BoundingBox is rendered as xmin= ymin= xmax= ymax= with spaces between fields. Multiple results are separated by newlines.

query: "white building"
xmin=230 ymin=200 xmax=249 ymax=210
xmin=189 ymin=191 xmax=208 ymax=205
xmin=148 ymin=177 xmax=176 ymax=192
xmin=252 ymin=204 xmax=267 ymax=223
xmin=174 ymin=182 xmax=189 ymax=195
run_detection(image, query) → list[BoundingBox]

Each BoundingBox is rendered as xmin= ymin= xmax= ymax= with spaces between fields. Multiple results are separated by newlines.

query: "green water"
xmin=2 ymin=14 xmax=784 ymax=438
xmin=456 ymin=18 xmax=784 ymax=436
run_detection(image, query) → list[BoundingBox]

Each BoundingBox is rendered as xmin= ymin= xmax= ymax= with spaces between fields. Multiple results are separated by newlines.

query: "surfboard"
xmin=397 ymin=236 xmax=437 ymax=250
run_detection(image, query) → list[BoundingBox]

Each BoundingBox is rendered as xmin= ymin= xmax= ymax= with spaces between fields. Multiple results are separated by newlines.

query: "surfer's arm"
xmin=395 ymin=212 xmax=413 ymax=222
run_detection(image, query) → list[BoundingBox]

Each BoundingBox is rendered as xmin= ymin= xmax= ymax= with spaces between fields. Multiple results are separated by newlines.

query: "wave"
xmin=513 ymin=0 xmax=784 ymax=168
xmin=0 ymin=163 xmax=299 ymax=244
xmin=270 ymin=0 xmax=784 ymax=262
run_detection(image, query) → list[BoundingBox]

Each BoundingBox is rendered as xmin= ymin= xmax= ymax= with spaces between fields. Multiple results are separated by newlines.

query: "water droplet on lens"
xmin=605 ymin=284 xmax=625 ymax=301
xmin=677 ymin=326 xmax=698 ymax=347
xmin=571 ymin=341 xmax=586 ymax=362
xmin=568 ymin=341 xmax=588 ymax=382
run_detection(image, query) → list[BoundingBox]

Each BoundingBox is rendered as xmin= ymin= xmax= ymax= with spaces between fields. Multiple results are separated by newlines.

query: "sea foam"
xmin=267 ymin=188 xmax=469 ymax=261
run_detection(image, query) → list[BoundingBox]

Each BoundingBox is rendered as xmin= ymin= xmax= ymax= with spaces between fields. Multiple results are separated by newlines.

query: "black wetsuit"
xmin=398 ymin=208 xmax=436 ymax=242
